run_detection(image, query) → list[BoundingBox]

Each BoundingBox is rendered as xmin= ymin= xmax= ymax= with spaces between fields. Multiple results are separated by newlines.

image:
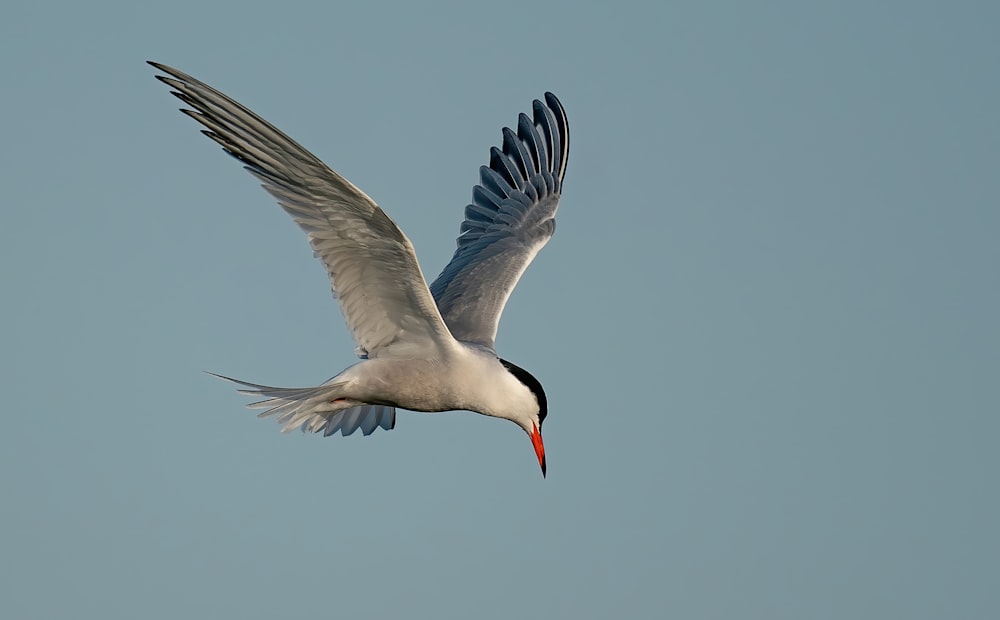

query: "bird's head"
xmin=499 ymin=359 xmax=548 ymax=478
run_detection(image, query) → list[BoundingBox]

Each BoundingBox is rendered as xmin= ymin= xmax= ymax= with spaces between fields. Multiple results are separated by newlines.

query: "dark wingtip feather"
xmin=542 ymin=93 xmax=569 ymax=180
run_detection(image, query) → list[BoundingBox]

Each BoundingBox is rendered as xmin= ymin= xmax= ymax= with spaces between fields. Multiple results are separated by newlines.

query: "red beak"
xmin=530 ymin=423 xmax=546 ymax=478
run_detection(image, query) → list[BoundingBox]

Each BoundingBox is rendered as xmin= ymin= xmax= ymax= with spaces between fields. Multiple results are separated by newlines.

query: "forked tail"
xmin=207 ymin=373 xmax=395 ymax=437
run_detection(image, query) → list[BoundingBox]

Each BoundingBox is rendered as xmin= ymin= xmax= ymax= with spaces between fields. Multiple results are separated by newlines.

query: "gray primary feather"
xmin=430 ymin=93 xmax=569 ymax=350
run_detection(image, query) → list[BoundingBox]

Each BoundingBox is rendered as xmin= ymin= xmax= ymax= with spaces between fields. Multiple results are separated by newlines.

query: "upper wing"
xmin=429 ymin=93 xmax=569 ymax=350
xmin=150 ymin=62 xmax=453 ymax=359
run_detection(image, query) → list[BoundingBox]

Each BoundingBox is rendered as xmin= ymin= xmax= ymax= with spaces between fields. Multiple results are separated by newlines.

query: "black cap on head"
xmin=499 ymin=358 xmax=547 ymax=427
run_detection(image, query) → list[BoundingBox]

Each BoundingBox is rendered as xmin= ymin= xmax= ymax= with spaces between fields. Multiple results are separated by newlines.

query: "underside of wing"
xmin=149 ymin=62 xmax=451 ymax=359
xmin=429 ymin=93 xmax=569 ymax=350
xmin=290 ymin=403 xmax=396 ymax=437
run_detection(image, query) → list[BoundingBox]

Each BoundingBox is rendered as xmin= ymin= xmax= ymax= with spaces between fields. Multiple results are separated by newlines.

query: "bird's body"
xmin=273 ymin=348 xmax=536 ymax=416
xmin=149 ymin=61 xmax=568 ymax=476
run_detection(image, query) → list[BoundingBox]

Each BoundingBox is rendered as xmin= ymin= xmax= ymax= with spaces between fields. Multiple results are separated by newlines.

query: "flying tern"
xmin=149 ymin=61 xmax=568 ymax=477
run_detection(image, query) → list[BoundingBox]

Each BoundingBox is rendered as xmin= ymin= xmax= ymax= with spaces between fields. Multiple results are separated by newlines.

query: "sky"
xmin=2 ymin=1 xmax=998 ymax=618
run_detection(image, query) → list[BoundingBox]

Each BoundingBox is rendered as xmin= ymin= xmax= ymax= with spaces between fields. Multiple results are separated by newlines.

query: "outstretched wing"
xmin=150 ymin=62 xmax=453 ymax=359
xmin=429 ymin=93 xmax=569 ymax=350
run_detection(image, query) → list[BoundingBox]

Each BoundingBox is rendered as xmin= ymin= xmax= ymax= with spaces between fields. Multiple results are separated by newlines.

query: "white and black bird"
xmin=149 ymin=62 xmax=568 ymax=477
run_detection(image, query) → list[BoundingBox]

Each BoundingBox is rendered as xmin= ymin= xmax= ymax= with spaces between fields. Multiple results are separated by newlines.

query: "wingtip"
xmin=147 ymin=60 xmax=172 ymax=75
xmin=204 ymin=371 xmax=236 ymax=383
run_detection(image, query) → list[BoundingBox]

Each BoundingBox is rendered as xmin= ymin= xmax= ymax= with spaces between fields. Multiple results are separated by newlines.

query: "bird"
xmin=149 ymin=61 xmax=568 ymax=477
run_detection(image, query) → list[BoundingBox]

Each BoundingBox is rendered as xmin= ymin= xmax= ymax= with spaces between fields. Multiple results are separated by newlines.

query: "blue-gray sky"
xmin=2 ymin=1 xmax=997 ymax=618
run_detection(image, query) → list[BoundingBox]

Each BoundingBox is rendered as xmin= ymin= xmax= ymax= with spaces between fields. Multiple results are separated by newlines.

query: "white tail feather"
xmin=207 ymin=372 xmax=395 ymax=436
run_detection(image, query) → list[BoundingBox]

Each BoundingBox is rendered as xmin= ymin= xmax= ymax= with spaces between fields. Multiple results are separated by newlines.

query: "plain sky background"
xmin=2 ymin=1 xmax=997 ymax=618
